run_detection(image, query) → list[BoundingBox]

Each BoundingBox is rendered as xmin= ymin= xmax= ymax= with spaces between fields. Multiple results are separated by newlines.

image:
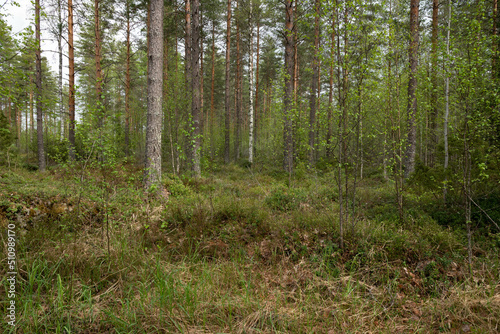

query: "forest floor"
xmin=0 ymin=163 xmax=499 ymax=333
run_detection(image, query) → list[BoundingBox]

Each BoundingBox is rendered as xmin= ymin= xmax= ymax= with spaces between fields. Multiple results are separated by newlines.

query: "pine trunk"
xmin=191 ymin=0 xmax=201 ymax=177
xmin=36 ymin=0 xmax=45 ymax=171
xmin=224 ymin=0 xmax=232 ymax=164
xmin=404 ymin=0 xmax=419 ymax=178
xmin=284 ymin=0 xmax=294 ymax=173
xmin=68 ymin=0 xmax=75 ymax=160
xmin=308 ymin=0 xmax=320 ymax=165
xmin=144 ymin=0 xmax=164 ymax=190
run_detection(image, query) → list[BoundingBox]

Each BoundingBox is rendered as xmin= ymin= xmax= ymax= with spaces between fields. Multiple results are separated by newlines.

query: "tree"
xmin=191 ymin=0 xmax=201 ymax=176
xmin=248 ymin=0 xmax=255 ymax=164
xmin=308 ymin=0 xmax=320 ymax=165
xmin=224 ymin=0 xmax=232 ymax=163
xmin=283 ymin=0 xmax=294 ymax=173
xmin=404 ymin=0 xmax=419 ymax=178
xmin=144 ymin=0 xmax=164 ymax=190
xmin=36 ymin=0 xmax=45 ymax=171
xmin=68 ymin=0 xmax=76 ymax=160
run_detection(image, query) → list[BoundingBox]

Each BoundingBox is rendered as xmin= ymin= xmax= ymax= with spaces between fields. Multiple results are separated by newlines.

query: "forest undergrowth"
xmin=1 ymin=163 xmax=499 ymax=333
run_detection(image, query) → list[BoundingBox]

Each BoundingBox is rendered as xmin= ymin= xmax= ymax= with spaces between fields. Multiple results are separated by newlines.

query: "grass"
xmin=0 ymin=163 xmax=499 ymax=333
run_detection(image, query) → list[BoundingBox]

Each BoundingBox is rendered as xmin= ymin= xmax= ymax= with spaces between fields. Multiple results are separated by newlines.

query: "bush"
xmin=265 ymin=186 xmax=307 ymax=212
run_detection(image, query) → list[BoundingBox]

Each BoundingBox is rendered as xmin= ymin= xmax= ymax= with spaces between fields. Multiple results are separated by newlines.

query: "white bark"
xmin=248 ymin=3 xmax=254 ymax=164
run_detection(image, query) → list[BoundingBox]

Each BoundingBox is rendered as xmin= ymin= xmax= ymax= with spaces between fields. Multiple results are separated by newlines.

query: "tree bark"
xmin=36 ymin=0 xmax=45 ymax=171
xmin=404 ymin=0 xmax=419 ymax=179
xmin=429 ymin=0 xmax=438 ymax=167
xmin=191 ymin=0 xmax=201 ymax=177
xmin=493 ymin=0 xmax=498 ymax=77
xmin=95 ymin=0 xmax=103 ymax=124
xmin=144 ymin=0 xmax=164 ymax=190
xmin=444 ymin=0 xmax=451 ymax=202
xmin=125 ymin=0 xmax=131 ymax=157
xmin=248 ymin=1 xmax=254 ymax=164
xmin=283 ymin=0 xmax=294 ymax=173
xmin=326 ymin=4 xmax=335 ymax=158
xmin=68 ymin=0 xmax=75 ymax=160
xmin=235 ymin=0 xmax=241 ymax=160
xmin=58 ymin=0 xmax=63 ymax=140
xmin=224 ymin=0 xmax=232 ymax=164
xmin=210 ymin=20 xmax=216 ymax=158
xmin=254 ymin=20 xmax=260 ymax=150
xmin=308 ymin=0 xmax=320 ymax=165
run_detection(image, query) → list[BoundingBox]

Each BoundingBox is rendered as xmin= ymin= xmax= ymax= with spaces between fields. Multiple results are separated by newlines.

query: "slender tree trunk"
xmin=224 ymin=0 xmax=232 ymax=164
xmin=16 ymin=105 xmax=20 ymax=149
xmin=68 ymin=0 xmax=75 ymax=160
xmin=429 ymin=0 xmax=438 ymax=167
xmin=95 ymin=0 xmax=103 ymax=124
xmin=284 ymin=0 xmax=294 ymax=173
xmin=444 ymin=0 xmax=451 ymax=202
xmin=36 ymin=0 xmax=45 ymax=171
xmin=404 ymin=0 xmax=419 ymax=179
xmin=254 ymin=20 xmax=260 ymax=150
xmin=58 ymin=0 xmax=63 ymax=140
xmin=200 ymin=10 xmax=204 ymax=135
xmin=125 ymin=0 xmax=131 ymax=157
xmin=326 ymin=4 xmax=335 ymax=158
xmin=185 ymin=0 xmax=192 ymax=166
xmin=493 ymin=0 xmax=498 ymax=77
xmin=235 ymin=0 xmax=241 ymax=160
xmin=144 ymin=0 xmax=164 ymax=190
xmin=210 ymin=20 xmax=216 ymax=158
xmin=191 ymin=0 xmax=201 ymax=177
xmin=308 ymin=0 xmax=320 ymax=165
xmin=248 ymin=2 xmax=254 ymax=164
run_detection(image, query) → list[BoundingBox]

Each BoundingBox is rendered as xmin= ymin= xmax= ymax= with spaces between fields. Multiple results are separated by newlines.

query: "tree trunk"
xmin=248 ymin=2 xmax=254 ymax=164
xmin=125 ymin=0 xmax=131 ymax=157
xmin=326 ymin=4 xmax=335 ymax=158
xmin=428 ymin=0 xmax=438 ymax=167
xmin=443 ymin=0 xmax=451 ymax=202
xmin=58 ymin=0 xmax=63 ymax=140
xmin=224 ymin=0 xmax=232 ymax=164
xmin=283 ymin=0 xmax=294 ymax=173
xmin=308 ymin=0 xmax=320 ymax=165
xmin=35 ymin=0 xmax=45 ymax=171
xmin=191 ymin=0 xmax=201 ymax=177
xmin=404 ymin=0 xmax=419 ymax=179
xmin=95 ymin=0 xmax=103 ymax=124
xmin=235 ymin=0 xmax=241 ymax=160
xmin=210 ymin=20 xmax=216 ymax=158
xmin=493 ymin=0 xmax=498 ymax=77
xmin=254 ymin=20 xmax=260 ymax=150
xmin=68 ymin=0 xmax=75 ymax=160
xmin=144 ymin=0 xmax=164 ymax=190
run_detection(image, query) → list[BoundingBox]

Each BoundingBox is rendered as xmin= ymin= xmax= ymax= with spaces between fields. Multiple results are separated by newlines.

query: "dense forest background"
xmin=1 ymin=0 xmax=500 ymax=332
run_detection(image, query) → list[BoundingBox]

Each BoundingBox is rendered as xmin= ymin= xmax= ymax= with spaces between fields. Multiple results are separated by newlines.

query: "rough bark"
xmin=224 ymin=0 xmax=232 ymax=164
xmin=444 ymin=0 xmax=451 ymax=202
xmin=235 ymin=0 xmax=241 ymax=160
xmin=125 ymin=0 xmax=131 ymax=157
xmin=191 ymin=0 xmax=201 ymax=177
xmin=254 ymin=21 xmax=260 ymax=149
xmin=404 ymin=0 xmax=419 ymax=179
xmin=248 ymin=2 xmax=254 ymax=164
xmin=36 ymin=0 xmax=45 ymax=171
xmin=308 ymin=0 xmax=320 ymax=165
xmin=68 ymin=0 xmax=75 ymax=160
xmin=429 ymin=0 xmax=438 ymax=167
xmin=144 ymin=0 xmax=164 ymax=190
xmin=494 ymin=0 xmax=498 ymax=77
xmin=283 ymin=0 xmax=294 ymax=173
xmin=58 ymin=0 xmax=63 ymax=140
xmin=210 ymin=21 xmax=216 ymax=157
xmin=326 ymin=5 xmax=335 ymax=158
xmin=95 ymin=0 xmax=103 ymax=124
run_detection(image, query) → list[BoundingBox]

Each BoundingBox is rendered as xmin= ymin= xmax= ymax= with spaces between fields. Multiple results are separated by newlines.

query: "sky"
xmin=4 ymin=0 xmax=66 ymax=75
